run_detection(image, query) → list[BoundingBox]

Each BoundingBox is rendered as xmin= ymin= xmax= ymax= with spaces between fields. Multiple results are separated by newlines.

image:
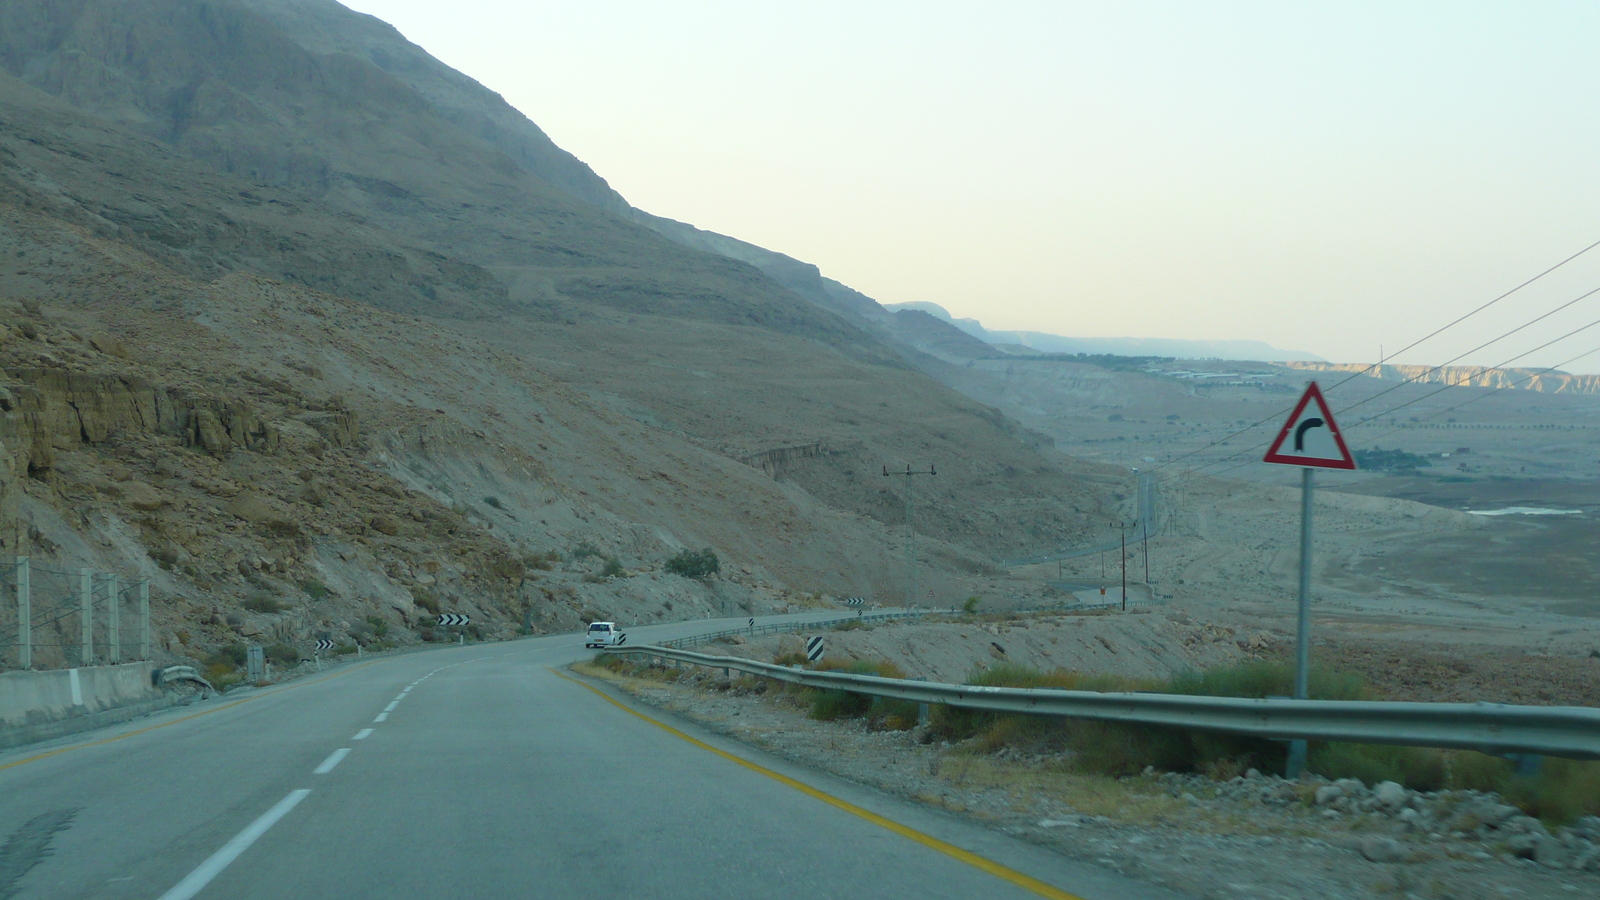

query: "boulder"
xmin=1359 ymin=837 xmax=1407 ymax=863
xmin=1314 ymin=786 xmax=1343 ymax=807
xmin=1373 ymin=781 xmax=1409 ymax=810
xmin=121 ymin=480 xmax=165 ymax=510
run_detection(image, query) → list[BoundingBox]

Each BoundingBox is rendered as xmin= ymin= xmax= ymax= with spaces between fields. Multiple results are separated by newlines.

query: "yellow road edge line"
xmin=0 ymin=660 xmax=382 ymax=772
xmin=552 ymin=667 xmax=1086 ymax=900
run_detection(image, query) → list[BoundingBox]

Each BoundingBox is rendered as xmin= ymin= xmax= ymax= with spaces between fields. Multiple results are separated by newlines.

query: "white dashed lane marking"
xmin=156 ymin=790 xmax=310 ymax=900
xmin=373 ymin=713 xmax=388 ymax=723
xmin=313 ymin=749 xmax=351 ymax=775
xmin=353 ymin=728 xmax=373 ymax=741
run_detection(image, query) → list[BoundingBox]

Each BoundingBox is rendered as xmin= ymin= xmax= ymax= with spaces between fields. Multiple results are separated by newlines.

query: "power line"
xmin=1161 ymin=310 xmax=1600 ymax=487
xmin=1142 ymin=238 xmax=1600 ymax=478
xmin=1330 ymin=283 xmax=1600 ymax=420
xmin=1354 ymin=344 xmax=1600 ymax=449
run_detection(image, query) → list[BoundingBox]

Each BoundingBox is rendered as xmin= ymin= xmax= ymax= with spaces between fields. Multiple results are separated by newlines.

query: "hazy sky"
xmin=343 ymin=1 xmax=1600 ymax=370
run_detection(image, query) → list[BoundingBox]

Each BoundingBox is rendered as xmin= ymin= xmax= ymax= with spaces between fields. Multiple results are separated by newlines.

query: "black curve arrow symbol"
xmin=1294 ymin=417 xmax=1326 ymax=451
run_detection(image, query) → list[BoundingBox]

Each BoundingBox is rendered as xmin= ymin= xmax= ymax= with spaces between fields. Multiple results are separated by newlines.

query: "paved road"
xmin=0 ymin=613 xmax=1190 ymax=900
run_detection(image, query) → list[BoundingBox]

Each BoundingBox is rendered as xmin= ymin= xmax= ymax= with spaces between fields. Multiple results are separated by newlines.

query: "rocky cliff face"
xmin=1280 ymin=361 xmax=1600 ymax=395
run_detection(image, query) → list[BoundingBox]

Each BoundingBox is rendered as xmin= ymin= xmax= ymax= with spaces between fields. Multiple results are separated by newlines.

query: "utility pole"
xmin=1119 ymin=523 xmax=1127 ymax=611
xmin=883 ymin=463 xmax=936 ymax=606
xmin=1142 ymin=520 xmax=1150 ymax=585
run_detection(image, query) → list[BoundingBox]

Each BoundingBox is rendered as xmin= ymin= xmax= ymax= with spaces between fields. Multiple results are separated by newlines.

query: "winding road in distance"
xmin=0 ymin=612 xmax=1190 ymax=900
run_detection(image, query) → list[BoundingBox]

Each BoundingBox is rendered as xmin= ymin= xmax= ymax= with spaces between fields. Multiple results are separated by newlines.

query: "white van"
xmin=585 ymin=622 xmax=625 ymax=649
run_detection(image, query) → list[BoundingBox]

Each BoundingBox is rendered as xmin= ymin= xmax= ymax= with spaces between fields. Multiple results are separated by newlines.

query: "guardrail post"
xmin=15 ymin=556 xmax=29 ymax=669
xmin=138 ymin=579 xmax=150 ymax=660
xmin=79 ymin=568 xmax=93 ymax=664
xmin=108 ymin=573 xmax=121 ymax=664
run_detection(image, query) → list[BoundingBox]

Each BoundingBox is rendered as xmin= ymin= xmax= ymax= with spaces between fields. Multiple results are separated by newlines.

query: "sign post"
xmin=1262 ymin=382 xmax=1356 ymax=778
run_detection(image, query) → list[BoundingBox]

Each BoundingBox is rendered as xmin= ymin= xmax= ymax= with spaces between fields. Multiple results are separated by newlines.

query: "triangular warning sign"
xmin=1263 ymin=382 xmax=1357 ymax=470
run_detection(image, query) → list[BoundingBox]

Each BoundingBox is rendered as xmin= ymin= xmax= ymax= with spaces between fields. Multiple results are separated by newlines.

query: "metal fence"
xmin=609 ymin=643 xmax=1600 ymax=761
xmin=1 ymin=557 xmax=151 ymax=670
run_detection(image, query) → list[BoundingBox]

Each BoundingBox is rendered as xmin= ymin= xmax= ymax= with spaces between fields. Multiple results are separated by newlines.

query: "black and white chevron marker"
xmin=437 ymin=613 xmax=470 ymax=626
xmin=843 ymin=597 xmax=865 ymax=607
xmin=614 ymin=633 xmax=627 ymax=646
xmin=805 ymin=635 xmax=825 ymax=662
xmin=314 ymin=639 xmax=335 ymax=652
xmin=748 ymin=618 xmax=755 ymax=628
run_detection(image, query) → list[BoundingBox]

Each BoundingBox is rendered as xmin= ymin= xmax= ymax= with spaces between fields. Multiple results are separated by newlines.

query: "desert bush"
xmin=483 ymin=495 xmax=504 ymax=509
xmin=601 ymin=556 xmax=625 ymax=578
xmin=665 ymin=548 xmax=719 ymax=580
xmin=526 ymin=550 xmax=560 ymax=570
xmin=264 ymin=642 xmax=300 ymax=667
xmin=414 ymin=593 xmax=440 ymax=615
xmin=364 ymin=615 xmax=389 ymax=638
xmin=243 ymin=593 xmax=286 ymax=614
xmin=571 ymin=541 xmax=602 ymax=560
xmin=204 ymin=663 xmax=243 ymax=689
xmin=299 ymin=579 xmax=331 ymax=601
xmin=963 ymin=595 xmax=981 ymax=614
xmin=805 ymin=659 xmax=906 ymax=722
xmin=203 ymin=643 xmax=248 ymax=669
xmin=333 ymin=643 xmax=357 ymax=656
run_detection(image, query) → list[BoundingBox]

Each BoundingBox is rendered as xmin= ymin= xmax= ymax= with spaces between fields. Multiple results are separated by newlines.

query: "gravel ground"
xmin=578 ymin=662 xmax=1599 ymax=900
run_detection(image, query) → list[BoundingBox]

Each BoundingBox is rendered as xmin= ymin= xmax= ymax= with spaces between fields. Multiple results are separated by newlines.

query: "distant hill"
xmin=882 ymin=301 xmax=1323 ymax=362
xmin=1281 ymin=361 xmax=1600 ymax=395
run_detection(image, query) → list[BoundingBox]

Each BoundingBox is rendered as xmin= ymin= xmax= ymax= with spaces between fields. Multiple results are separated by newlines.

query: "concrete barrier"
xmin=0 ymin=662 xmax=187 ymax=750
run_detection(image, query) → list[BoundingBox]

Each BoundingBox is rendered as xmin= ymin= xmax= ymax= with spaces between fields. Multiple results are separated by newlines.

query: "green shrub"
xmin=203 ymin=643 xmax=248 ymax=670
xmin=526 ymin=550 xmax=560 ymax=570
xmin=364 ymin=615 xmax=389 ymax=638
xmin=963 ymin=595 xmax=981 ymax=614
xmin=571 ymin=541 xmax=602 ymax=560
xmin=665 ymin=548 xmax=719 ymax=580
xmin=601 ymin=556 xmax=625 ymax=578
xmin=333 ymin=643 xmax=357 ymax=656
xmin=299 ymin=579 xmax=331 ymax=601
xmin=264 ymin=642 xmax=300 ymax=667
xmin=483 ymin=496 xmax=504 ymax=509
xmin=414 ymin=593 xmax=440 ymax=615
xmin=805 ymin=659 xmax=906 ymax=722
xmin=243 ymin=593 xmax=286 ymax=614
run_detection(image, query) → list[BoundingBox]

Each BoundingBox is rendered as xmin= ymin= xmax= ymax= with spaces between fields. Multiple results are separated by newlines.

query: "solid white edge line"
xmin=383 ymin=701 xmax=399 ymax=712
xmin=156 ymin=789 xmax=311 ymax=900
xmin=374 ymin=712 xmax=388 ymax=722
xmin=352 ymin=728 xmax=374 ymax=740
xmin=313 ymin=748 xmax=351 ymax=775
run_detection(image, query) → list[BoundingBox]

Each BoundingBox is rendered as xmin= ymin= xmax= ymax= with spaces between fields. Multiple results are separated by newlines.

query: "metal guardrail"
xmin=661 ymin=610 xmax=939 ymax=649
xmin=154 ymin=665 xmax=214 ymax=691
xmin=605 ymin=644 xmax=1600 ymax=760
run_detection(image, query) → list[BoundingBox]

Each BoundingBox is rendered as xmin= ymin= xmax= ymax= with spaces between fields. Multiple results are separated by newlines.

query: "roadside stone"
xmin=1314 ymin=785 xmax=1343 ymax=806
xmin=1374 ymin=781 xmax=1409 ymax=810
xmin=1360 ymin=836 xmax=1407 ymax=863
xmin=1532 ymin=836 xmax=1573 ymax=869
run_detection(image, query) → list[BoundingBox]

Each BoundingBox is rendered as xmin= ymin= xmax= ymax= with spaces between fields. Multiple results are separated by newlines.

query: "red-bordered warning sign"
xmin=1263 ymin=382 xmax=1357 ymax=470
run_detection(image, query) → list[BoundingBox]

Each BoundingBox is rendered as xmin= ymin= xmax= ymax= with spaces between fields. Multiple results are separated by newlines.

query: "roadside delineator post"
xmin=1262 ymin=382 xmax=1357 ymax=779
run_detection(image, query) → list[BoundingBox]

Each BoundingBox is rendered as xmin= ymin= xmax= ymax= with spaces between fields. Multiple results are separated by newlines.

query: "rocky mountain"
xmin=0 ymin=0 xmax=1121 ymax=671
xmin=882 ymin=301 xmax=1323 ymax=362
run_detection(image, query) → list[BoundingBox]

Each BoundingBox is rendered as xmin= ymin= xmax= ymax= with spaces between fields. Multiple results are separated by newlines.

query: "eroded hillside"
xmin=0 ymin=6 xmax=1122 ymax=670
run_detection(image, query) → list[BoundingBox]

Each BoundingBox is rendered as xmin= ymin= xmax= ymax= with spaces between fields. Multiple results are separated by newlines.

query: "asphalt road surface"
xmin=0 ymin=613 xmax=1191 ymax=900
